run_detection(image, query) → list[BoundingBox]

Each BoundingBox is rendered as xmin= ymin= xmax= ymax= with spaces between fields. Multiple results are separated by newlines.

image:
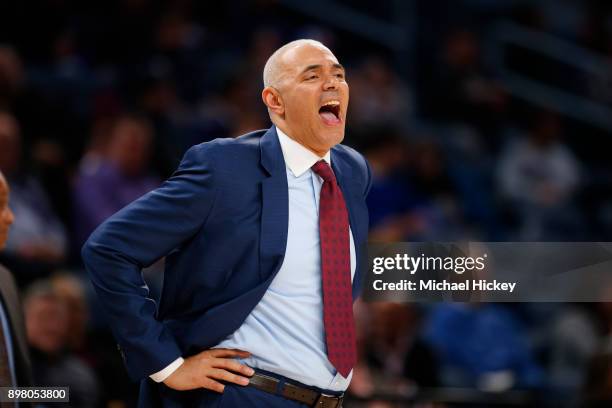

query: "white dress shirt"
xmin=151 ymin=127 xmax=355 ymax=391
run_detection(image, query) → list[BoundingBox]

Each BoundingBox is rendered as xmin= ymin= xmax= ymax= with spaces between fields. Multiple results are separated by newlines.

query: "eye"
xmin=335 ymin=73 xmax=345 ymax=79
xmin=305 ymin=74 xmax=318 ymax=80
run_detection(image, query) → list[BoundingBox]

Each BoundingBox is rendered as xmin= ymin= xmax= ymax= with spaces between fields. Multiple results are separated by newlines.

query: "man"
xmin=83 ymin=39 xmax=371 ymax=407
xmin=0 ymin=170 xmax=34 ymax=400
xmin=0 ymin=111 xmax=68 ymax=281
xmin=23 ymin=280 xmax=100 ymax=407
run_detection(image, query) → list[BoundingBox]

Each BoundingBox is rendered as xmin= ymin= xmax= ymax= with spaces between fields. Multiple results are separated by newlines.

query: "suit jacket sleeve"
xmin=82 ymin=143 xmax=217 ymax=381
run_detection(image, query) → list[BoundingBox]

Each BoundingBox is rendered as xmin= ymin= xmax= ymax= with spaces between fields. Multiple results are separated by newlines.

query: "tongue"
xmin=319 ymin=111 xmax=340 ymax=125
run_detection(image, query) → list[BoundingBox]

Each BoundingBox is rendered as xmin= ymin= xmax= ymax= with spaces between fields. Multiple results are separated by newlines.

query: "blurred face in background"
xmin=52 ymin=275 xmax=88 ymax=349
xmin=0 ymin=46 xmax=24 ymax=99
xmin=446 ymin=30 xmax=479 ymax=69
xmin=0 ymin=173 xmax=13 ymax=249
xmin=25 ymin=293 xmax=69 ymax=354
xmin=0 ymin=112 xmax=20 ymax=175
xmin=263 ymin=42 xmax=349 ymax=156
xmin=107 ymin=117 xmax=153 ymax=177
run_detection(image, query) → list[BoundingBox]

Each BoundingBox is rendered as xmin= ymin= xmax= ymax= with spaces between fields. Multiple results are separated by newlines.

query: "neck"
xmin=275 ymin=124 xmax=329 ymax=158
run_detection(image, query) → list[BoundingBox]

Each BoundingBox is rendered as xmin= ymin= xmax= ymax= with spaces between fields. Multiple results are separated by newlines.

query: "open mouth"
xmin=318 ymin=100 xmax=341 ymax=126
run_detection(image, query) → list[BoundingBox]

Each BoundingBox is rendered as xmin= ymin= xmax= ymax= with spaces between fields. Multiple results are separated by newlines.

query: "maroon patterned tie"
xmin=311 ymin=160 xmax=356 ymax=378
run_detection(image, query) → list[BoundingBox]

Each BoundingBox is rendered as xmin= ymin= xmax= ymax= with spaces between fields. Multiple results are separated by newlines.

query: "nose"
xmin=323 ymin=74 xmax=339 ymax=90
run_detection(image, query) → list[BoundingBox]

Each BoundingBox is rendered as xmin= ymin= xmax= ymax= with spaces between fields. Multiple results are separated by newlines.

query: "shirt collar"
xmin=276 ymin=126 xmax=331 ymax=177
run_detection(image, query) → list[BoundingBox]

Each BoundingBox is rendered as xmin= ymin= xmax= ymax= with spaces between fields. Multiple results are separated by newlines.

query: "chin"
xmin=318 ymin=119 xmax=344 ymax=135
xmin=325 ymin=129 xmax=345 ymax=147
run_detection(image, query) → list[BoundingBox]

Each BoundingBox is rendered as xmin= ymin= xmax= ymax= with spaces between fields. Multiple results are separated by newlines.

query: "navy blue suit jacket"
xmin=82 ymin=126 xmax=371 ymax=399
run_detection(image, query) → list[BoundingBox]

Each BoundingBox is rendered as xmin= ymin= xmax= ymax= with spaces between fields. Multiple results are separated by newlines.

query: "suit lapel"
xmin=0 ymin=265 xmax=32 ymax=385
xmin=259 ymin=127 xmax=289 ymax=282
xmin=258 ymin=128 xmax=365 ymax=297
xmin=331 ymin=150 xmax=364 ymax=299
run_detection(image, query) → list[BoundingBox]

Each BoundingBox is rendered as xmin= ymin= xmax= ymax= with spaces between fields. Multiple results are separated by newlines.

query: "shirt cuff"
xmin=149 ymin=357 xmax=185 ymax=383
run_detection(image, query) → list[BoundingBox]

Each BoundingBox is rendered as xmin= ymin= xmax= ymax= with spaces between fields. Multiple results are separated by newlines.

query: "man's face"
xmin=0 ymin=175 xmax=13 ymax=249
xmin=275 ymin=44 xmax=349 ymax=155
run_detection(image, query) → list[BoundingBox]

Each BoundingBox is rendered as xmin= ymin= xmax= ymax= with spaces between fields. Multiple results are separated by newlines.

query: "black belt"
xmin=247 ymin=372 xmax=344 ymax=408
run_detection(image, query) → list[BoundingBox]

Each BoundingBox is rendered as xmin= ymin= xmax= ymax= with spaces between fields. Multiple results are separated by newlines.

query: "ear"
xmin=262 ymin=87 xmax=284 ymax=116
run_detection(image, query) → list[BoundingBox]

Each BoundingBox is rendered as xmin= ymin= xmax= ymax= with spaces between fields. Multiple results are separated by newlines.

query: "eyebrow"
xmin=300 ymin=63 xmax=345 ymax=75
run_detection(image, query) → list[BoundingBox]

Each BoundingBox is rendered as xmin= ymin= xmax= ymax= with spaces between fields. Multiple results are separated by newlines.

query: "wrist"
xmin=152 ymin=357 xmax=185 ymax=383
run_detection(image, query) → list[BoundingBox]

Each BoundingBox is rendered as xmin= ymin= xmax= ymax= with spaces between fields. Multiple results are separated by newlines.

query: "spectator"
xmin=349 ymin=56 xmax=413 ymax=127
xmin=24 ymin=279 xmax=99 ymax=407
xmin=0 ymin=45 xmax=24 ymax=109
xmin=404 ymin=138 xmax=464 ymax=240
xmin=497 ymin=111 xmax=582 ymax=239
xmin=548 ymin=304 xmax=599 ymax=393
xmin=423 ymin=29 xmax=507 ymax=149
xmin=0 ymin=111 xmax=68 ymax=283
xmin=73 ymin=114 xmax=161 ymax=247
xmin=352 ymin=302 xmax=438 ymax=396
xmin=362 ymin=126 xmax=417 ymax=241
xmin=423 ymin=303 xmax=544 ymax=390
xmin=0 ymin=169 xmax=33 ymax=388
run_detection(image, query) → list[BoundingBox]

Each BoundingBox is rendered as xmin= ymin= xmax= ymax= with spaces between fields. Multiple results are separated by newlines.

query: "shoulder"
xmin=0 ymin=263 xmax=13 ymax=286
xmin=332 ymin=143 xmax=372 ymax=196
xmin=183 ymin=129 xmax=266 ymax=165
xmin=333 ymin=143 xmax=368 ymax=169
xmin=0 ymin=264 xmax=18 ymax=307
xmin=178 ymin=130 xmax=269 ymax=185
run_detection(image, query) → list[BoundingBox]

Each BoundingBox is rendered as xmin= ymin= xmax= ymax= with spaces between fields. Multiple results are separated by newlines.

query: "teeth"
xmin=322 ymin=100 xmax=340 ymax=107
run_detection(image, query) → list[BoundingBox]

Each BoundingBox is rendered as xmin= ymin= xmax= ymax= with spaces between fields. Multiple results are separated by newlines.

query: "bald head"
xmin=260 ymin=38 xmax=348 ymax=157
xmin=262 ymin=39 xmax=330 ymax=88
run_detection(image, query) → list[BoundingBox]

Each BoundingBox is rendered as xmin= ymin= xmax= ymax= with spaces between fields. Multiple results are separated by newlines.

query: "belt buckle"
xmin=313 ymin=393 xmax=343 ymax=408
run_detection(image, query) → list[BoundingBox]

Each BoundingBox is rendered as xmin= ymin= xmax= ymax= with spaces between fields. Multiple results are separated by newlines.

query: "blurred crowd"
xmin=1 ymin=0 xmax=612 ymax=406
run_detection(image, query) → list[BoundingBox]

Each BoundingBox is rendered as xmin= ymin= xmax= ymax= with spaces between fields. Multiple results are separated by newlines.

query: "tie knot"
xmin=311 ymin=160 xmax=336 ymax=183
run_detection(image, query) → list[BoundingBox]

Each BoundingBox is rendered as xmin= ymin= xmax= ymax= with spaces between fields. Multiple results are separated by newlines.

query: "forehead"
xmin=282 ymin=44 xmax=340 ymax=73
